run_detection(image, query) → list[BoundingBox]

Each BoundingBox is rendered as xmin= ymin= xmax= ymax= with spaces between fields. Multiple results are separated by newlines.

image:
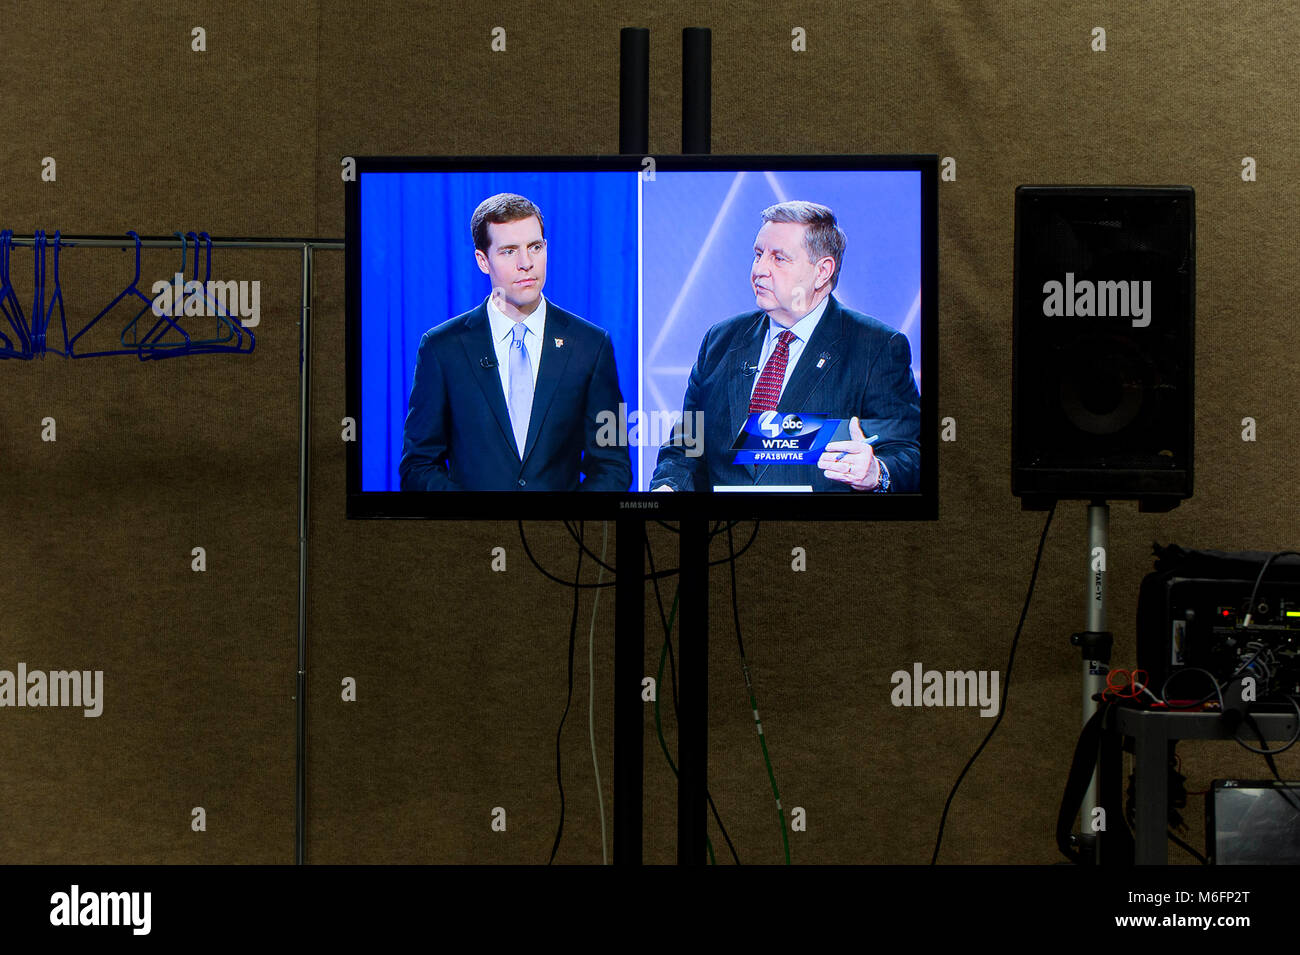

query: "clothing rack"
xmin=3 ymin=232 xmax=344 ymax=865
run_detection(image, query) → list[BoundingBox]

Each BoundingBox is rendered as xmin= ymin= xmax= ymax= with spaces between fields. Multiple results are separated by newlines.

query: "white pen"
xmin=835 ymin=433 xmax=878 ymax=461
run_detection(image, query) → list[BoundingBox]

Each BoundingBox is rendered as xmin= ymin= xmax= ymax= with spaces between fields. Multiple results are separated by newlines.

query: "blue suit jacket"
xmin=651 ymin=294 xmax=921 ymax=492
xmin=399 ymin=300 xmax=632 ymax=491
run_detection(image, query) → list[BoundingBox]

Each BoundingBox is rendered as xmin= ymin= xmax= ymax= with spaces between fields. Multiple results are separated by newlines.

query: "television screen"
xmin=346 ymin=155 xmax=937 ymax=520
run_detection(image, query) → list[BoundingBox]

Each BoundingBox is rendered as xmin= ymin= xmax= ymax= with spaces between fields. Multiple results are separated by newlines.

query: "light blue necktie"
xmin=507 ymin=322 xmax=533 ymax=457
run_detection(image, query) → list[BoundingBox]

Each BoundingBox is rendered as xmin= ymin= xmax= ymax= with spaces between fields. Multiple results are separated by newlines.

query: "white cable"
xmin=1129 ymin=681 xmax=1164 ymax=705
xmin=588 ymin=521 xmax=610 ymax=865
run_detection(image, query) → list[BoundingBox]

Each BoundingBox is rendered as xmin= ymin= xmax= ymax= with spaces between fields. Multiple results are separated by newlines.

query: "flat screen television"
xmin=345 ymin=154 xmax=937 ymax=520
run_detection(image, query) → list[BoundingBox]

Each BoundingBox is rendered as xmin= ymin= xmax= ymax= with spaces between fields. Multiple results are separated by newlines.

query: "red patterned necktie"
xmin=748 ymin=330 xmax=796 ymax=413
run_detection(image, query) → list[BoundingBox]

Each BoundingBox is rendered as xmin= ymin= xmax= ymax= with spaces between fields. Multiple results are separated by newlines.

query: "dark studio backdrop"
xmin=0 ymin=0 xmax=1296 ymax=866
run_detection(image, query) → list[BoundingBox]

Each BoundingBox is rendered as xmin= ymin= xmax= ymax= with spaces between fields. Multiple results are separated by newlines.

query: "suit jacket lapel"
xmin=457 ymin=303 xmax=519 ymax=459
xmin=755 ymin=295 xmax=845 ymax=485
xmin=521 ymin=308 xmax=573 ymax=467
xmin=725 ymin=313 xmax=767 ymax=481
xmin=777 ymin=295 xmax=845 ymax=413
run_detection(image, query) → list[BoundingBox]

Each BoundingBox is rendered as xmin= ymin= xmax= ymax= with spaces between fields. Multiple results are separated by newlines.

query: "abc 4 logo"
xmin=758 ymin=411 xmax=805 ymax=437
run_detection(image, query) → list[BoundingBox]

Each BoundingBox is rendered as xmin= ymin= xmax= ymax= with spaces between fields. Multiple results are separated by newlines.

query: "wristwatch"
xmin=870 ymin=458 xmax=890 ymax=493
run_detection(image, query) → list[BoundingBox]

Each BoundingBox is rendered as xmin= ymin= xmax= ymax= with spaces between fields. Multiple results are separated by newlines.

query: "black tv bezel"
xmin=345 ymin=153 xmax=938 ymax=521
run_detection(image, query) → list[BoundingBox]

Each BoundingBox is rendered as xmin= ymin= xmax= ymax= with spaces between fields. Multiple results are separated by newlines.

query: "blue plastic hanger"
xmin=193 ymin=231 xmax=240 ymax=347
xmin=44 ymin=232 xmax=67 ymax=357
xmin=31 ymin=230 xmax=52 ymax=357
xmin=0 ymin=231 xmax=18 ymax=355
xmin=139 ymin=231 xmax=254 ymax=359
xmin=197 ymin=231 xmax=248 ymax=349
xmin=121 ymin=230 xmax=195 ymax=353
xmin=0 ymin=230 xmax=33 ymax=359
xmin=70 ymin=231 xmax=190 ymax=358
xmin=193 ymin=230 xmax=254 ymax=354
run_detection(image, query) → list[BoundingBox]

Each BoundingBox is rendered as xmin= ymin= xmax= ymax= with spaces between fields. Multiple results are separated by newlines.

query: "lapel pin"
xmin=555 ymin=338 xmax=564 ymax=348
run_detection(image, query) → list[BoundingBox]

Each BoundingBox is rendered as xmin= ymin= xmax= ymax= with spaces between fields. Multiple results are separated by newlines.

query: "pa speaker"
xmin=1012 ymin=186 xmax=1194 ymax=512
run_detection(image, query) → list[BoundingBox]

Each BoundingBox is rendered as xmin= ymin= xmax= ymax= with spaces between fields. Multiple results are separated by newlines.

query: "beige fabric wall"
xmin=1 ymin=0 xmax=1295 ymax=864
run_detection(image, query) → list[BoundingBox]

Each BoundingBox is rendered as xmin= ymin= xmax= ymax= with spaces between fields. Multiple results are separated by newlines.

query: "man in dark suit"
xmin=651 ymin=200 xmax=920 ymax=492
xmin=400 ymin=193 xmax=632 ymax=491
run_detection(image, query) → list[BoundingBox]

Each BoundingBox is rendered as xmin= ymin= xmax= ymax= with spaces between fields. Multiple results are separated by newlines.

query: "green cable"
xmin=653 ymin=586 xmax=717 ymax=864
xmin=725 ymin=523 xmax=790 ymax=865
xmin=742 ymin=661 xmax=791 ymax=864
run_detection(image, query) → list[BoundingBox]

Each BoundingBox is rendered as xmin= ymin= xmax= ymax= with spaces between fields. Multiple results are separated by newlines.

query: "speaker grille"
xmin=1012 ymin=187 xmax=1194 ymax=501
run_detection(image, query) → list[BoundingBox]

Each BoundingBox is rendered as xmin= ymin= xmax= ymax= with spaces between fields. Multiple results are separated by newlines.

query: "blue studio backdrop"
xmin=359 ymin=169 xmax=641 ymax=491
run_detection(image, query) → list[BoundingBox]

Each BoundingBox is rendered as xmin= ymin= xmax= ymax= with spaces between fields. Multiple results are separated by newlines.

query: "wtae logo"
xmin=49 ymin=885 xmax=151 ymax=936
xmin=1042 ymin=272 xmax=1151 ymax=327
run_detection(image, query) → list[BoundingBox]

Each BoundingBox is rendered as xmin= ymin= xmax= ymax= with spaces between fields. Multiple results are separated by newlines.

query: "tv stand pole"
xmin=675 ymin=27 xmax=712 ymax=866
xmin=613 ymin=27 xmax=650 ymax=866
xmin=614 ymin=26 xmax=713 ymax=865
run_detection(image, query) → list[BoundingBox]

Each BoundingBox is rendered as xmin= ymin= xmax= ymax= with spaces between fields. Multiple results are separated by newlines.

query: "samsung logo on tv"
xmin=1042 ymin=273 xmax=1151 ymax=327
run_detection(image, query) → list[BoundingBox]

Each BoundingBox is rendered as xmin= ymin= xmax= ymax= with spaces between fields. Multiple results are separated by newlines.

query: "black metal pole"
xmin=614 ymin=25 xmax=650 ymax=865
xmin=613 ymin=519 xmax=645 ymax=864
xmin=296 ymin=243 xmax=313 ymax=865
xmin=682 ymin=28 xmax=711 ymax=154
xmin=620 ymin=28 xmax=650 ymax=156
xmin=677 ymin=519 xmax=709 ymax=863
xmin=677 ymin=26 xmax=712 ymax=865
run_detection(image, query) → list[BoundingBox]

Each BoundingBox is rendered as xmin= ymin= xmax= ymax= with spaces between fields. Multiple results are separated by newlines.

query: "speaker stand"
xmin=1069 ymin=500 xmax=1113 ymax=863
